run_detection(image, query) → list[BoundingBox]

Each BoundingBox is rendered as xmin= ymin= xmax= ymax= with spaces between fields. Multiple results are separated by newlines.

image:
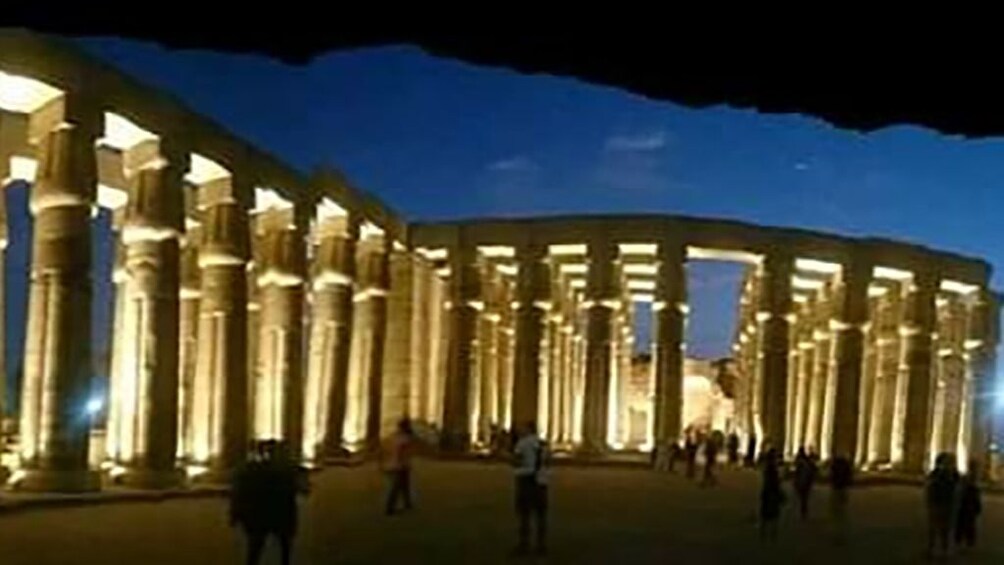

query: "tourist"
xmin=829 ymin=454 xmax=853 ymax=544
xmin=701 ymin=437 xmax=719 ymax=486
xmin=512 ymin=421 xmax=550 ymax=556
xmin=744 ymin=433 xmax=758 ymax=468
xmin=685 ymin=433 xmax=699 ymax=479
xmin=380 ymin=418 xmax=417 ymax=516
xmin=955 ymin=459 xmax=982 ymax=551
xmin=759 ymin=448 xmax=785 ymax=543
xmin=230 ymin=440 xmax=304 ymax=565
xmin=926 ymin=452 xmax=959 ymax=558
xmin=726 ymin=432 xmax=740 ymax=467
xmin=793 ymin=447 xmax=817 ymax=520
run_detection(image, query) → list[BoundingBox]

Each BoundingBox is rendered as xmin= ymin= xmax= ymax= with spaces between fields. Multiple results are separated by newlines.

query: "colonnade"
xmin=0 ymin=32 xmax=999 ymax=494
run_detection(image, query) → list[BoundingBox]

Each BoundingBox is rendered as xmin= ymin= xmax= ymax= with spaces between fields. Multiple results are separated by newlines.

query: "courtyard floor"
xmin=0 ymin=459 xmax=1001 ymax=564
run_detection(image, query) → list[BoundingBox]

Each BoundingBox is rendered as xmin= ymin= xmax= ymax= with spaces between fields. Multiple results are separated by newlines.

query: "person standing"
xmin=685 ymin=433 xmax=699 ymax=479
xmin=744 ymin=433 xmax=758 ymax=468
xmin=512 ymin=421 xmax=549 ymax=557
xmin=926 ymin=452 xmax=959 ymax=558
xmin=380 ymin=418 xmax=417 ymax=516
xmin=759 ymin=448 xmax=785 ymax=543
xmin=955 ymin=459 xmax=982 ymax=552
xmin=701 ymin=437 xmax=719 ymax=486
xmin=829 ymin=454 xmax=853 ymax=545
xmin=793 ymin=447 xmax=817 ymax=520
xmin=726 ymin=432 xmax=740 ymax=467
xmin=230 ymin=440 xmax=304 ymax=565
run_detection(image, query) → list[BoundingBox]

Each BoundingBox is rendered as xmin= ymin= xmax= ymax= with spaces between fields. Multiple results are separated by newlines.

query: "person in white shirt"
xmin=511 ymin=421 xmax=549 ymax=556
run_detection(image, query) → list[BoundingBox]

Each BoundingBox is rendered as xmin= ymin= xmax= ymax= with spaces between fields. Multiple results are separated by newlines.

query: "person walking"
xmin=759 ymin=448 xmax=785 ymax=543
xmin=380 ymin=418 xmax=417 ymax=516
xmin=955 ymin=459 xmax=982 ymax=552
xmin=926 ymin=452 xmax=959 ymax=558
xmin=793 ymin=447 xmax=817 ymax=521
xmin=230 ymin=440 xmax=304 ymax=565
xmin=511 ymin=421 xmax=550 ymax=557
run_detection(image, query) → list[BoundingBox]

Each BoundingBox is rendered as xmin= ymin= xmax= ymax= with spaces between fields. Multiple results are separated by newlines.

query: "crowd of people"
xmin=227 ymin=422 xmax=988 ymax=563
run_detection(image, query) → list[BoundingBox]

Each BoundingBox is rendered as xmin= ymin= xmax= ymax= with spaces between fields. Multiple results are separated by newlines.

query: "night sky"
xmin=8 ymin=37 xmax=1004 ymax=404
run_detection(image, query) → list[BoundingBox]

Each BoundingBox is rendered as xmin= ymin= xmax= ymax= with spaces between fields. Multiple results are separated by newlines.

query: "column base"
xmin=439 ymin=432 xmax=471 ymax=453
xmin=113 ymin=467 xmax=186 ymax=490
xmin=14 ymin=468 xmax=101 ymax=493
xmin=574 ymin=443 xmax=609 ymax=459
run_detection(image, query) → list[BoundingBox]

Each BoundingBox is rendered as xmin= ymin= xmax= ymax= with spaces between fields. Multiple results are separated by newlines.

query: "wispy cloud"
xmin=604 ymin=130 xmax=668 ymax=152
xmin=486 ymin=156 xmax=538 ymax=173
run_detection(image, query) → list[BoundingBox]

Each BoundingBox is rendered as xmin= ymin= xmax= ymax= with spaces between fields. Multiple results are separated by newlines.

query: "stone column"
xmin=830 ymin=256 xmax=870 ymax=461
xmin=407 ymin=257 xmax=430 ymax=422
xmin=190 ymin=174 xmax=251 ymax=480
xmin=177 ymin=223 xmax=201 ymax=462
xmin=497 ymin=278 xmax=515 ymax=429
xmin=381 ymin=245 xmax=416 ymax=439
xmin=252 ymin=206 xmax=306 ymax=453
xmin=805 ymin=291 xmax=831 ymax=453
xmin=791 ymin=308 xmax=815 ymax=453
xmin=478 ymin=270 xmax=502 ymax=443
xmin=901 ymin=269 xmax=938 ymax=473
xmin=302 ymin=215 xmax=356 ymax=460
xmin=512 ymin=244 xmax=549 ymax=431
xmin=441 ymin=246 xmax=478 ymax=450
xmin=345 ymin=232 xmax=389 ymax=451
xmin=967 ymin=290 xmax=998 ymax=475
xmin=106 ymin=141 xmax=186 ymax=487
xmin=581 ymin=240 xmax=616 ymax=453
xmin=0 ymin=179 xmax=6 ymax=434
xmin=867 ymin=287 xmax=900 ymax=465
xmin=653 ymin=242 xmax=685 ymax=447
xmin=757 ymin=252 xmax=793 ymax=453
xmin=18 ymin=99 xmax=101 ymax=492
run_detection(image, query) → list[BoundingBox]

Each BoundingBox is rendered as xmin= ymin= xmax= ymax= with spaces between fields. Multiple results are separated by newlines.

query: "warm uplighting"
xmin=631 ymin=293 xmax=654 ymax=303
xmin=627 ymin=280 xmax=656 ymax=291
xmin=795 ymin=258 xmax=841 ymax=275
xmin=617 ymin=243 xmax=658 ymax=256
xmin=687 ymin=246 xmax=762 ymax=264
xmin=549 ymin=244 xmax=587 ymax=256
xmin=186 ymin=153 xmax=230 ymax=185
xmin=791 ymin=276 xmax=825 ymax=291
xmin=622 ymin=264 xmax=658 ymax=276
xmin=0 ymin=70 xmax=62 ymax=113
xmin=317 ymin=196 xmax=349 ymax=220
xmin=360 ymin=221 xmax=385 ymax=240
xmin=478 ymin=245 xmax=515 ymax=258
xmin=255 ymin=187 xmax=294 ymax=213
xmin=7 ymin=156 xmax=37 ymax=182
xmin=560 ymin=263 xmax=588 ymax=275
xmin=873 ymin=265 xmax=913 ymax=281
xmin=940 ymin=279 xmax=979 ymax=295
xmin=101 ymin=112 xmax=157 ymax=150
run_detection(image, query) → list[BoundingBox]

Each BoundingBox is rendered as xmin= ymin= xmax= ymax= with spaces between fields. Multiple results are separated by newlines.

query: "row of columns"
xmin=3 ymin=97 xmax=401 ymax=491
xmin=735 ymin=252 xmax=998 ymax=473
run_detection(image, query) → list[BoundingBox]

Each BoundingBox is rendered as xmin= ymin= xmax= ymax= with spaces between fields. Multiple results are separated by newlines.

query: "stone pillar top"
xmin=586 ymin=239 xmax=618 ymax=302
xmin=757 ymin=251 xmax=794 ymax=317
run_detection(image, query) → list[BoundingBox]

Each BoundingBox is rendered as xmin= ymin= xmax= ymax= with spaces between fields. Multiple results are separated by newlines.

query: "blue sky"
xmin=7 ymin=36 xmax=1004 ymax=396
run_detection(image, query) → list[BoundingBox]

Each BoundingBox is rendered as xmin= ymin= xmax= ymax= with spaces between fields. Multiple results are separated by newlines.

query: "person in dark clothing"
xmin=955 ymin=460 xmax=982 ymax=551
xmin=511 ymin=421 xmax=549 ymax=556
xmin=668 ymin=442 xmax=681 ymax=473
xmin=759 ymin=448 xmax=785 ymax=543
xmin=701 ymin=438 xmax=719 ymax=486
xmin=230 ymin=440 xmax=306 ymax=565
xmin=726 ymin=432 xmax=740 ymax=467
xmin=744 ymin=434 xmax=758 ymax=468
xmin=793 ymin=447 xmax=818 ymax=520
xmin=926 ymin=452 xmax=959 ymax=558
xmin=685 ymin=435 xmax=699 ymax=479
xmin=829 ymin=454 xmax=853 ymax=544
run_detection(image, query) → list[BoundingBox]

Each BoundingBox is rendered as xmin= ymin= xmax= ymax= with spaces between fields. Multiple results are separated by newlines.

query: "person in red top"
xmin=380 ymin=418 xmax=416 ymax=515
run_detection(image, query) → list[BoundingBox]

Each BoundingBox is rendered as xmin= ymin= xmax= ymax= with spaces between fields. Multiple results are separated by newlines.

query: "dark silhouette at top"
xmin=793 ymin=447 xmax=818 ymax=520
xmin=759 ymin=448 xmax=784 ymax=543
xmin=926 ymin=452 xmax=960 ymax=558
